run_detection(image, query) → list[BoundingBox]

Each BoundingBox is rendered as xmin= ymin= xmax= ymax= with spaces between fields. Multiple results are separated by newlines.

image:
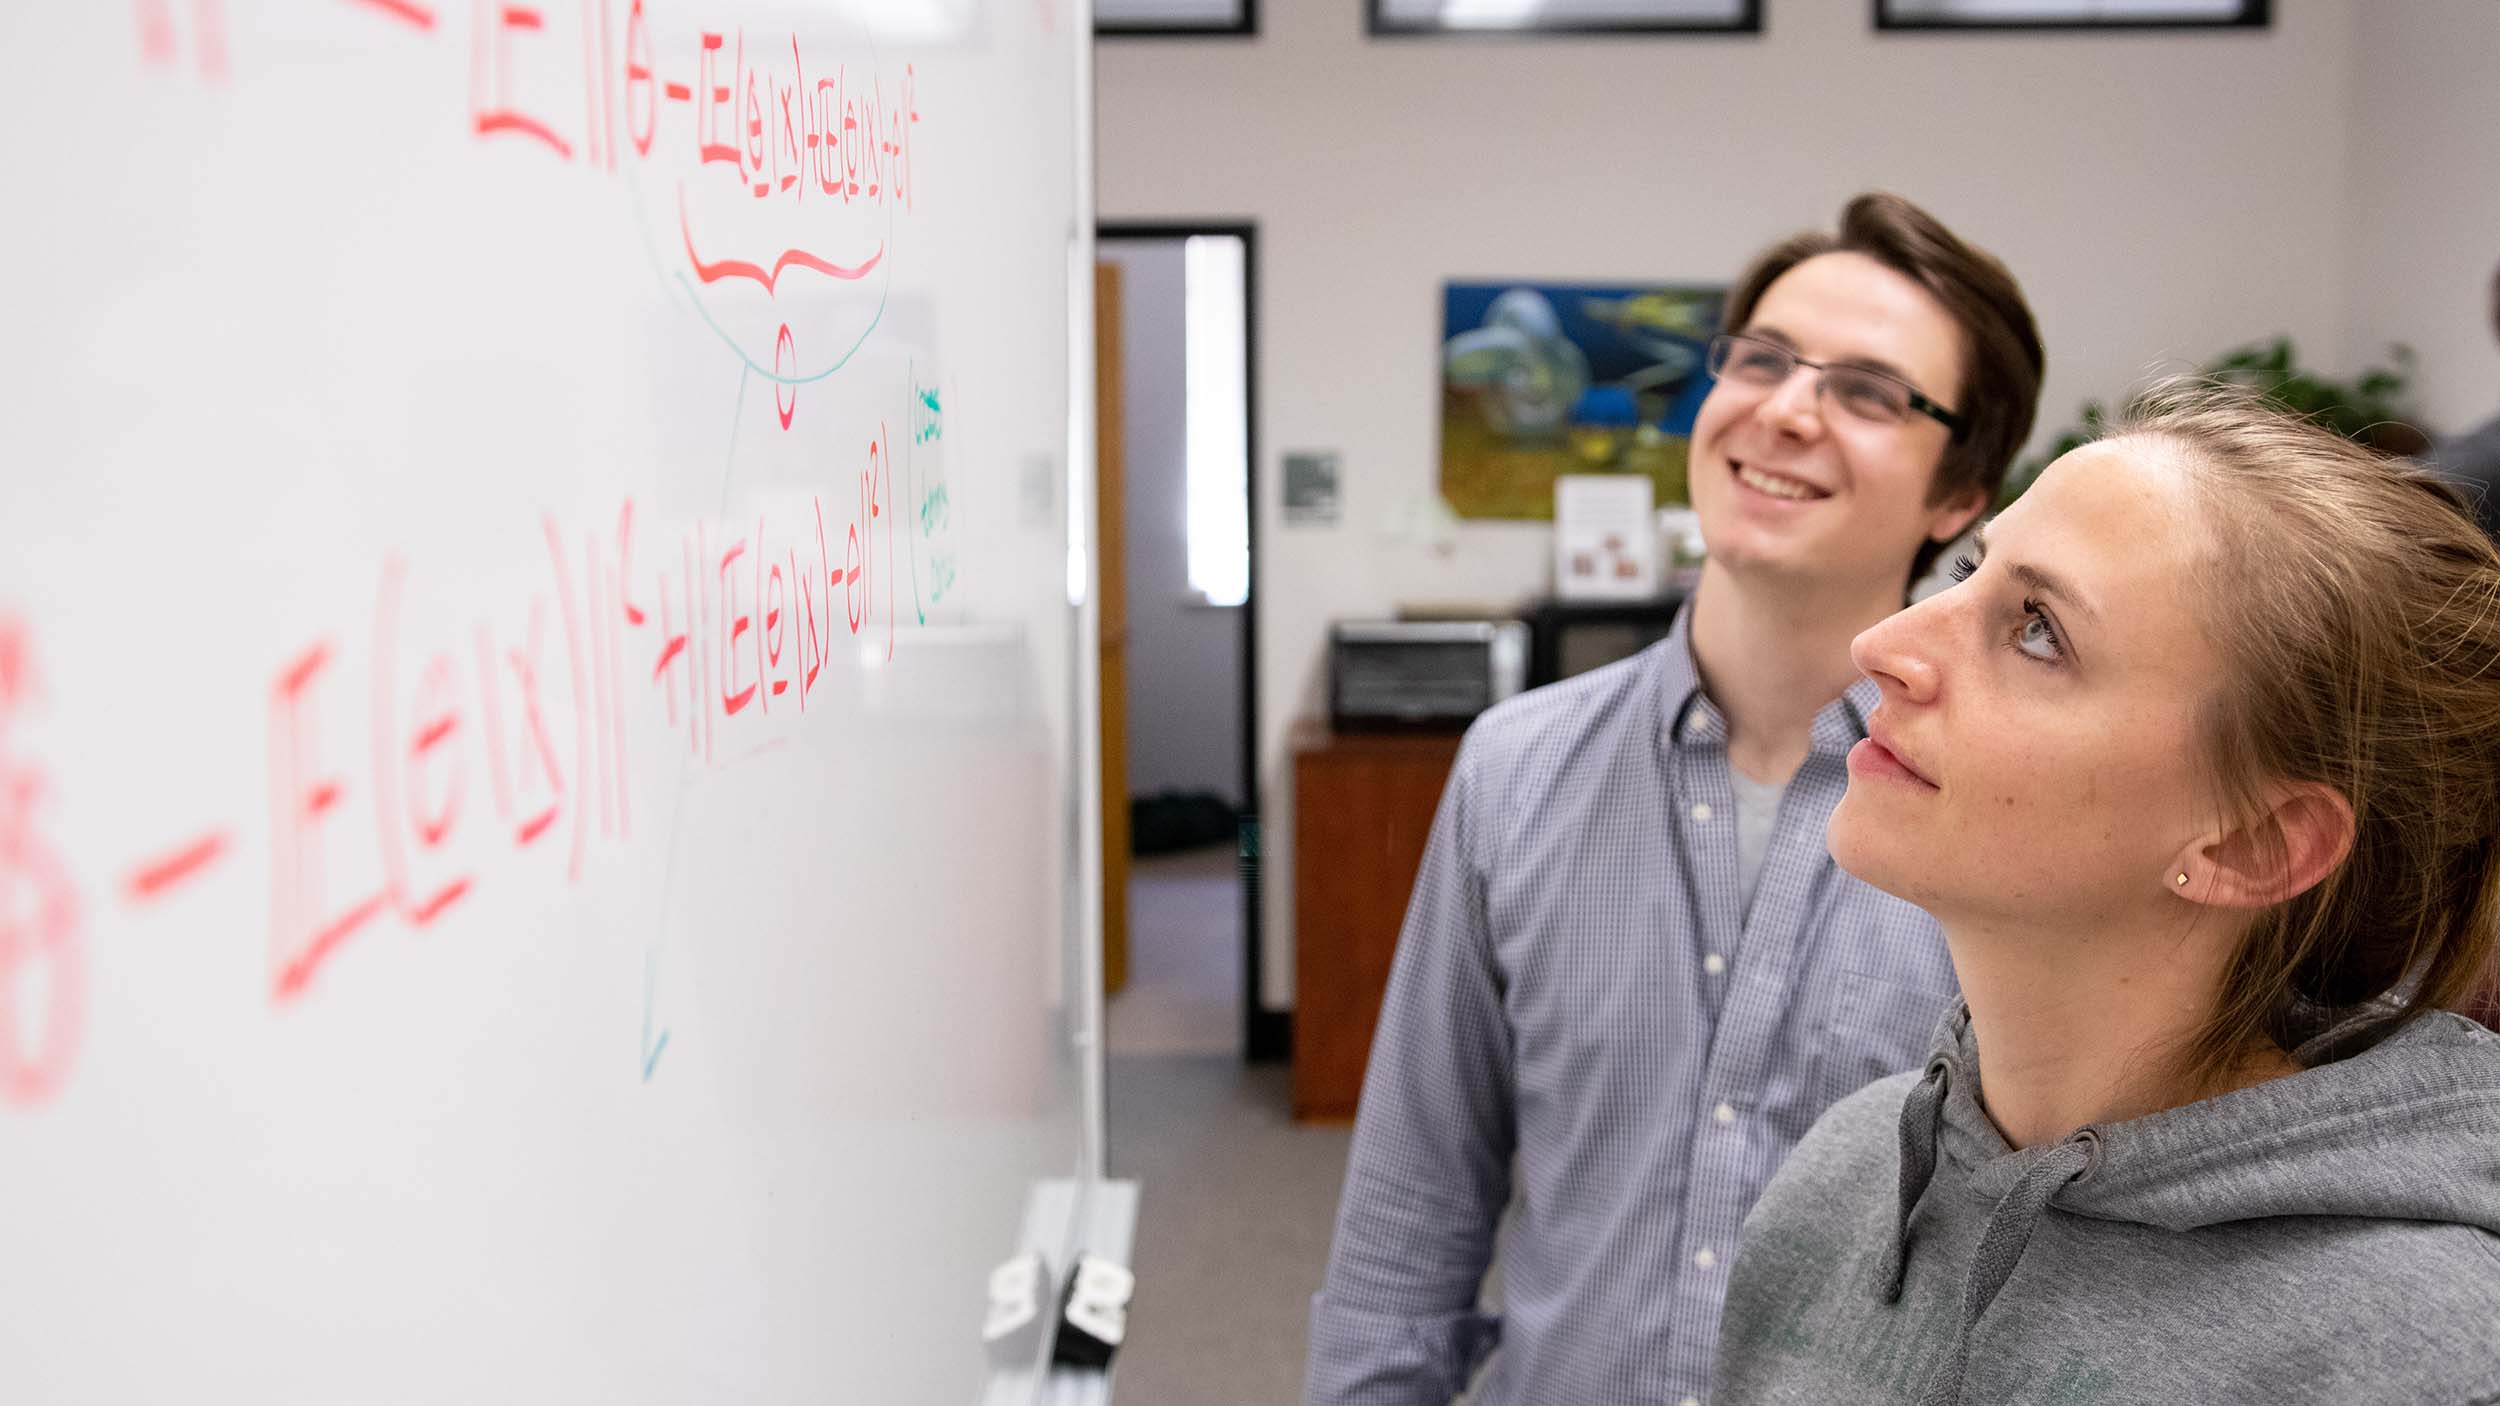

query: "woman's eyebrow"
xmin=1970 ymin=528 xmax=2101 ymax=624
xmin=2008 ymin=562 xmax=2101 ymax=625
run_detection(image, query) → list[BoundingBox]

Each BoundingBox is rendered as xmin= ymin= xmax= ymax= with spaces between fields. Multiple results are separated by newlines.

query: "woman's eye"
xmin=1945 ymin=553 xmax=1979 ymax=583
xmin=2015 ymin=605 xmax=2065 ymax=663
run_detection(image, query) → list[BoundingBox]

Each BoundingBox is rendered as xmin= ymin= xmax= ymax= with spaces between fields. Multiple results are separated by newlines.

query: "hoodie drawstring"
xmin=1913 ymin=1131 xmax=2098 ymax=1406
xmin=1877 ymin=1059 xmax=1951 ymax=1304
xmin=1872 ymin=1054 xmax=2103 ymax=1405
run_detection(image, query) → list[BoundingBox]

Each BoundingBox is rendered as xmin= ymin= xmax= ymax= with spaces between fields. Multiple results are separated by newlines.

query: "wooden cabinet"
xmin=1291 ymin=720 xmax=1462 ymax=1122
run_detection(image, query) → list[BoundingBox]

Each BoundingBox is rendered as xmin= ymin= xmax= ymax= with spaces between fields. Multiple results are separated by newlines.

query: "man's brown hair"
xmin=1723 ymin=192 xmax=2045 ymax=579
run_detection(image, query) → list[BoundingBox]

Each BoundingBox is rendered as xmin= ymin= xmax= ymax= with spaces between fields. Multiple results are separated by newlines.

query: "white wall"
xmin=1101 ymin=237 xmax=1247 ymax=808
xmin=1100 ymin=2 xmax=2383 ymax=1011
xmin=2343 ymin=1 xmax=2500 ymax=439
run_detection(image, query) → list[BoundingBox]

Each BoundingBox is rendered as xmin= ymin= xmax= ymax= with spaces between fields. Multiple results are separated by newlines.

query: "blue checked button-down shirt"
xmin=1306 ymin=608 xmax=1956 ymax=1406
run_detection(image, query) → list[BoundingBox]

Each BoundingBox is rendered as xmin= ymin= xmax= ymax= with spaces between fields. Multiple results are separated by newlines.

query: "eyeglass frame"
xmin=1705 ymin=332 xmax=1970 ymax=442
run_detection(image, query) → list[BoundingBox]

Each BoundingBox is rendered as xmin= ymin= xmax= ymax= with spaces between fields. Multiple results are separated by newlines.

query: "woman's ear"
xmin=2173 ymin=783 xmax=2355 ymax=910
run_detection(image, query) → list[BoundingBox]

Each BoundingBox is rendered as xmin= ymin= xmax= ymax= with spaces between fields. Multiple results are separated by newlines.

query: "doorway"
xmin=1095 ymin=222 xmax=1264 ymax=1062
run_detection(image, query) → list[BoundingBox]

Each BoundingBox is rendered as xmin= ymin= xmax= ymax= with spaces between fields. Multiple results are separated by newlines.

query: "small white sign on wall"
xmin=1283 ymin=451 xmax=1341 ymax=525
xmin=1555 ymin=474 xmax=1659 ymax=600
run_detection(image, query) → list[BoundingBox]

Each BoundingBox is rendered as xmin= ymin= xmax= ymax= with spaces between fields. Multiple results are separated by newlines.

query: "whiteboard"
xmin=0 ymin=2 xmax=1102 ymax=1401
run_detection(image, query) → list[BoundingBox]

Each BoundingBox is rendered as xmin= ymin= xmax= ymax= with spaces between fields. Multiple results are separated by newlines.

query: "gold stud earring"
xmin=2175 ymin=872 xmax=2190 ymax=887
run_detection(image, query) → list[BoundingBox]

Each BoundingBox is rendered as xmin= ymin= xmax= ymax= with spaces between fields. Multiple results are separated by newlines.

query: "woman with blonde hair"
xmin=1710 ymin=383 xmax=2500 ymax=1404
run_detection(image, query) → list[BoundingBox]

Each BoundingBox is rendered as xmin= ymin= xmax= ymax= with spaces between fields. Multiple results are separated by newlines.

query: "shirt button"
xmin=1693 ymin=1247 xmax=1718 ymax=1270
xmin=1714 ymin=1102 xmax=1736 ymax=1125
xmin=1703 ymin=953 xmax=1727 ymax=975
xmin=1690 ymin=802 xmax=1713 ymax=823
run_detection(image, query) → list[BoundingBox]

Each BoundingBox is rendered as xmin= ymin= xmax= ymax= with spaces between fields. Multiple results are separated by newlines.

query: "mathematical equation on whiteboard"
xmin=138 ymin=0 xmax=921 ymax=413
xmin=0 ymin=392 xmax=960 ymax=1111
xmin=142 ymin=0 xmax=917 ymax=206
xmin=0 ymin=4 xmax=988 ymax=1114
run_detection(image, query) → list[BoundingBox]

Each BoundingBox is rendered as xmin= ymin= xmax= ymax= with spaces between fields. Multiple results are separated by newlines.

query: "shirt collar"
xmin=1657 ymin=601 xmax=1880 ymax=759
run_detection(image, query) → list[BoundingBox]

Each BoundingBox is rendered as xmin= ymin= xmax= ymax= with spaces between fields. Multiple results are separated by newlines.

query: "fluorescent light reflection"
xmin=1437 ymin=0 xmax=1545 ymax=24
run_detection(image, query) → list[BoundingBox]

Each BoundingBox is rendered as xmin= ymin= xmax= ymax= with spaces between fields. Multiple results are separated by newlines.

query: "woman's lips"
xmin=1849 ymin=736 xmax=1938 ymax=790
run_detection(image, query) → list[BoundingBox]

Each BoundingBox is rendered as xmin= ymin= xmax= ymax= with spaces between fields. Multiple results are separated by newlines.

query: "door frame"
xmin=1095 ymin=219 xmax=1281 ymax=1062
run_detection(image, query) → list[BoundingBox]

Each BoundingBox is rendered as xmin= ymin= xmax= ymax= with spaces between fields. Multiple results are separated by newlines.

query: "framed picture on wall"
xmin=1875 ymin=0 xmax=2267 ymax=31
xmin=1437 ymin=281 xmax=1726 ymax=520
xmin=1371 ymin=0 xmax=1759 ymax=37
xmin=1097 ymin=0 xmax=1256 ymax=37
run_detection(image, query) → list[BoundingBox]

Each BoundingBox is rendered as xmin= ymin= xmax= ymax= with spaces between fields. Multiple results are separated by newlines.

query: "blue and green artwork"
xmin=1440 ymin=280 xmax=1724 ymax=520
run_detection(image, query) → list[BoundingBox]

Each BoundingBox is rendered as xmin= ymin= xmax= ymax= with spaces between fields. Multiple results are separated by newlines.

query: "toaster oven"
xmin=1328 ymin=620 xmax=1530 ymax=732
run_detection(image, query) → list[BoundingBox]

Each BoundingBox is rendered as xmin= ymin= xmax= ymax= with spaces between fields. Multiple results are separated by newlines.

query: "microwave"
xmin=1329 ymin=620 xmax=1530 ymax=732
xmin=1523 ymin=595 xmax=1687 ymax=688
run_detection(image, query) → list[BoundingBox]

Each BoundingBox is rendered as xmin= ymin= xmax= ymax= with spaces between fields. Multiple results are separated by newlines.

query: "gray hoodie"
xmin=1710 ymin=1004 xmax=2500 ymax=1405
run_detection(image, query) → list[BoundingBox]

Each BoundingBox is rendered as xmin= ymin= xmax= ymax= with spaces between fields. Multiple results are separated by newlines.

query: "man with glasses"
xmin=1307 ymin=193 xmax=2044 ymax=1406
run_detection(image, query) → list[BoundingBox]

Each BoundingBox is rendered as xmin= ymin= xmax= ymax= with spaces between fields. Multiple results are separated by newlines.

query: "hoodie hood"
xmin=1923 ymin=1003 xmax=2500 ymax=1235
xmin=1878 ymin=1004 xmax=2500 ymax=1406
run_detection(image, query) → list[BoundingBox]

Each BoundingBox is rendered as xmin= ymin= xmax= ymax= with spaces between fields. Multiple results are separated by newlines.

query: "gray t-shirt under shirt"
xmin=1730 ymin=766 xmax=1787 ymax=911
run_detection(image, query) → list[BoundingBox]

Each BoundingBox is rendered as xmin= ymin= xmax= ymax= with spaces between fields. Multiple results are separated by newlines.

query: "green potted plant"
xmin=2001 ymin=339 xmax=2428 ymax=507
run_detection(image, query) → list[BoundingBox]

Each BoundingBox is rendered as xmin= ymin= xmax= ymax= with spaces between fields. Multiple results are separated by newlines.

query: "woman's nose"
xmin=1852 ymin=603 xmax=1942 ymax=704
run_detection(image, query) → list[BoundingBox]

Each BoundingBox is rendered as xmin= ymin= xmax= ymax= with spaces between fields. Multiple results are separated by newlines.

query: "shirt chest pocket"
xmin=1811 ymin=973 xmax=1954 ymax=1112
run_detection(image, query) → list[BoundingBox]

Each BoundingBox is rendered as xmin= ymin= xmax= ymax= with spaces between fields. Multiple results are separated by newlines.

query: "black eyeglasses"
xmin=1706 ymin=333 xmax=1969 ymax=441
